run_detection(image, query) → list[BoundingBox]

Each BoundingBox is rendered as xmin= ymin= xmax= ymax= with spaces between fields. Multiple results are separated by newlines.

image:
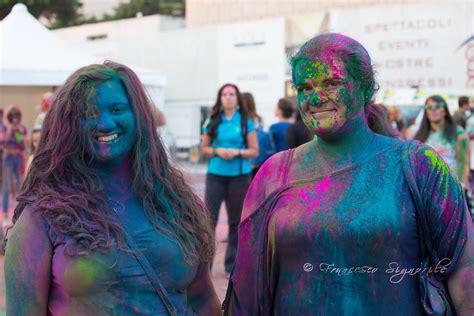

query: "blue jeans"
xmin=2 ymin=154 xmax=22 ymax=214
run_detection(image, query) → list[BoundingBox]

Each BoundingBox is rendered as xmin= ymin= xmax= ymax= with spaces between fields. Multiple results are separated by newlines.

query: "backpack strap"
xmin=239 ymin=114 xmax=248 ymax=175
xmin=400 ymin=141 xmax=429 ymax=258
xmin=401 ymin=141 xmax=455 ymax=315
xmin=240 ymin=114 xmax=248 ymax=148
xmin=282 ymin=148 xmax=295 ymax=186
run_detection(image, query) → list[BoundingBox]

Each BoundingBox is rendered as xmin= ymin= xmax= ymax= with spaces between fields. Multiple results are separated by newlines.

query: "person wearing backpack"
xmin=286 ymin=110 xmax=313 ymax=149
xmin=241 ymin=92 xmax=275 ymax=178
xmin=201 ymin=84 xmax=259 ymax=275
xmin=269 ymin=98 xmax=295 ymax=153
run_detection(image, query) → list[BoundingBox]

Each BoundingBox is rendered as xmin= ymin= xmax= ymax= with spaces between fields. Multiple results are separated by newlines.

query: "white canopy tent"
xmin=0 ymin=3 xmax=100 ymax=86
xmin=0 ymin=3 xmax=165 ymax=100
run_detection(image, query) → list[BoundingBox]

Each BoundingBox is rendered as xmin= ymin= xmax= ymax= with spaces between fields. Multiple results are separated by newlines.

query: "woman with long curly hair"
xmin=4 ymin=61 xmax=221 ymax=315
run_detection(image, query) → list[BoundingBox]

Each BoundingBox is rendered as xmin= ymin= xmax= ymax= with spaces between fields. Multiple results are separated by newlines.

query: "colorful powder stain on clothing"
xmin=62 ymin=257 xmax=109 ymax=294
xmin=232 ymin=138 xmax=469 ymax=315
xmin=45 ymin=202 xmax=199 ymax=315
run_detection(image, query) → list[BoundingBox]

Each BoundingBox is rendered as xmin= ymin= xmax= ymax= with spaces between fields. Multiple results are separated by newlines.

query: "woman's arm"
xmin=414 ymin=144 xmax=474 ymax=315
xmin=456 ymin=133 xmax=470 ymax=187
xmin=447 ymin=216 xmax=474 ymax=315
xmin=5 ymin=209 xmax=52 ymax=315
xmin=187 ymin=263 xmax=222 ymax=315
xmin=240 ymin=130 xmax=258 ymax=158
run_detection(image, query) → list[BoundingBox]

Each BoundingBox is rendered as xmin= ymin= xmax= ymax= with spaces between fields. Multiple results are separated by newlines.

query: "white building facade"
xmin=54 ymin=2 xmax=473 ymax=149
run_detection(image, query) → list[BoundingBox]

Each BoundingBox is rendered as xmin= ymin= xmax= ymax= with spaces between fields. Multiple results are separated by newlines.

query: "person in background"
xmin=241 ymin=92 xmax=275 ymax=177
xmin=452 ymin=96 xmax=470 ymax=129
xmin=387 ymin=106 xmax=404 ymax=133
xmin=153 ymin=106 xmax=166 ymax=127
xmin=414 ymin=95 xmax=470 ymax=188
xmin=200 ymin=83 xmax=258 ymax=275
xmin=34 ymin=92 xmax=53 ymax=128
xmin=2 ymin=105 xmax=27 ymax=228
xmin=269 ymin=98 xmax=294 ymax=153
xmin=25 ymin=124 xmax=42 ymax=173
xmin=404 ymin=108 xmax=424 ymax=140
xmin=464 ymin=97 xmax=474 ymax=214
xmin=0 ymin=109 xmax=5 ymax=191
xmin=286 ymin=110 xmax=313 ymax=149
xmin=241 ymin=92 xmax=261 ymax=126
xmin=153 ymin=106 xmax=176 ymax=157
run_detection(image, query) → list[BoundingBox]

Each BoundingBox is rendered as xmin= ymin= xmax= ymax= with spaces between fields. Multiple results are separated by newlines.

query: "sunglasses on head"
xmin=424 ymin=103 xmax=444 ymax=111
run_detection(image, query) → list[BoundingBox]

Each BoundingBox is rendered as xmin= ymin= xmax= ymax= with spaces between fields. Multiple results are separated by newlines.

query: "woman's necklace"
xmin=105 ymin=182 xmax=133 ymax=215
xmin=107 ymin=197 xmax=126 ymax=214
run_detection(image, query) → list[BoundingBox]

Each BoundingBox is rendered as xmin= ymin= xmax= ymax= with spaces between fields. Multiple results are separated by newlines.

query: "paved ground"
xmin=0 ymin=161 xmax=229 ymax=313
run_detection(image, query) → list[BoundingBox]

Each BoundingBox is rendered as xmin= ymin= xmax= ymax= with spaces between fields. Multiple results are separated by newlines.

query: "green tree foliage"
xmin=0 ymin=0 xmax=82 ymax=27
xmin=0 ymin=0 xmax=184 ymax=29
xmin=112 ymin=0 xmax=184 ymax=19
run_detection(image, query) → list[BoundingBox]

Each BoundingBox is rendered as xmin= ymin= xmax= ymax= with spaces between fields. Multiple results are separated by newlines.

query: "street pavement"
xmin=0 ymin=161 xmax=229 ymax=313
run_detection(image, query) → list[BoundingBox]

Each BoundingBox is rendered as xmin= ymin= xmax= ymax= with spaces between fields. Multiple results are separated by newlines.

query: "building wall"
xmin=185 ymin=0 xmax=430 ymax=27
xmin=54 ymin=18 xmax=286 ymax=148
xmin=330 ymin=3 xmax=474 ymax=91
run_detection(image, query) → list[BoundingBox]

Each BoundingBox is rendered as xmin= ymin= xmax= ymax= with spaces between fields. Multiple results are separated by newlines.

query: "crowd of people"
xmin=0 ymin=93 xmax=52 ymax=229
xmin=2 ymin=33 xmax=473 ymax=315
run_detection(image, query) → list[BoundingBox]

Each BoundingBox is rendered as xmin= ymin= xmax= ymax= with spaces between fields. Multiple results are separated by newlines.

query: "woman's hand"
xmin=215 ymin=148 xmax=238 ymax=160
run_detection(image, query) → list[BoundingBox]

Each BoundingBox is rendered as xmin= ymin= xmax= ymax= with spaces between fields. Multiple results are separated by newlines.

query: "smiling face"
xmin=220 ymin=85 xmax=238 ymax=112
xmin=425 ymin=98 xmax=446 ymax=124
xmin=293 ymin=54 xmax=365 ymax=138
xmin=83 ymin=78 xmax=136 ymax=164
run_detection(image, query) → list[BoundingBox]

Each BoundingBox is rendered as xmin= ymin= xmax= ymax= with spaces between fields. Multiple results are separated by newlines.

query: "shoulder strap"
xmin=400 ymin=141 xmax=435 ymax=261
xmin=121 ymin=228 xmax=178 ymax=316
xmin=282 ymin=148 xmax=295 ymax=186
xmin=239 ymin=114 xmax=249 ymax=175
xmin=241 ymin=114 xmax=248 ymax=148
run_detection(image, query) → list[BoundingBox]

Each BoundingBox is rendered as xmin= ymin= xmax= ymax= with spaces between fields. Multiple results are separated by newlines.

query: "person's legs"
xmin=204 ymin=173 xmax=227 ymax=228
xmin=12 ymin=155 xmax=22 ymax=198
xmin=205 ymin=173 xmax=228 ymax=271
xmin=224 ymin=173 xmax=252 ymax=273
xmin=2 ymin=155 xmax=14 ymax=216
xmin=0 ymin=152 xmax=3 ymax=191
